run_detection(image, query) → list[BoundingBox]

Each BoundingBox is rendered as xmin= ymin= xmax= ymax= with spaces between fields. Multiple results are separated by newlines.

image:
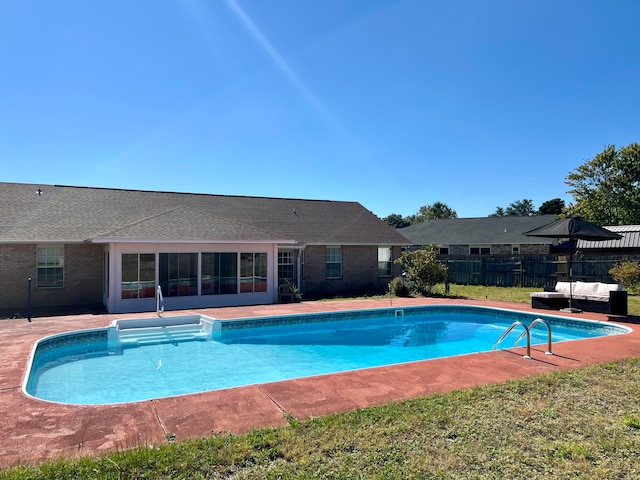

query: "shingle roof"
xmin=398 ymin=215 xmax=559 ymax=246
xmin=0 ymin=182 xmax=409 ymax=246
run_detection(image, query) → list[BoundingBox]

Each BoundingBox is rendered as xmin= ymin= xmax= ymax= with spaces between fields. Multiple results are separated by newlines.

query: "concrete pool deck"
xmin=1 ymin=297 xmax=639 ymax=467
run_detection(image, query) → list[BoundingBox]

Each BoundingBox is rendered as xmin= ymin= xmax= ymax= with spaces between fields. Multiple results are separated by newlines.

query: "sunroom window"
xmin=201 ymin=252 xmax=238 ymax=295
xmin=121 ymin=253 xmax=155 ymax=299
xmin=240 ymin=253 xmax=267 ymax=293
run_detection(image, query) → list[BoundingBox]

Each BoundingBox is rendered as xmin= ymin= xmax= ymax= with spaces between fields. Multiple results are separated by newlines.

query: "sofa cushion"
xmin=571 ymin=293 xmax=607 ymax=302
xmin=572 ymin=294 xmax=610 ymax=302
xmin=574 ymin=281 xmax=600 ymax=295
xmin=555 ymin=282 xmax=572 ymax=293
xmin=595 ymin=283 xmax=622 ymax=296
xmin=531 ymin=292 xmax=569 ymax=299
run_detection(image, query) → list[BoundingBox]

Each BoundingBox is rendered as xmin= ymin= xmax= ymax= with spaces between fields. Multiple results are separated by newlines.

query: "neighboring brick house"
xmin=398 ymin=215 xmax=560 ymax=256
xmin=0 ymin=182 xmax=409 ymax=314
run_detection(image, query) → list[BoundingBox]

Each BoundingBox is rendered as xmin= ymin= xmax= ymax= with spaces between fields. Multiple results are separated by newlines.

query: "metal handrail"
xmin=156 ymin=285 xmax=164 ymax=317
xmin=515 ymin=318 xmax=554 ymax=355
xmin=493 ymin=321 xmax=532 ymax=359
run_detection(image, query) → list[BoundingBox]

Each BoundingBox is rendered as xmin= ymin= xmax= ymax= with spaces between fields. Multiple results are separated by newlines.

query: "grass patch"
xmin=3 ymin=359 xmax=639 ymax=479
xmin=432 ymin=284 xmax=640 ymax=317
xmin=322 ymin=283 xmax=640 ymax=316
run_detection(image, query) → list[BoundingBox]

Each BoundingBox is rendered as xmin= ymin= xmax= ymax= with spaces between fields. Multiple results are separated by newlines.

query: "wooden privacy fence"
xmin=441 ymin=255 xmax=640 ymax=289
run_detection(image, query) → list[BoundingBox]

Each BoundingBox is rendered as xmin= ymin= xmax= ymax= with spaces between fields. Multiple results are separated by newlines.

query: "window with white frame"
xmin=512 ymin=245 xmax=520 ymax=255
xmin=378 ymin=246 xmax=392 ymax=277
xmin=159 ymin=253 xmax=198 ymax=297
xmin=326 ymin=246 xmax=342 ymax=279
xmin=240 ymin=252 xmax=267 ymax=293
xmin=201 ymin=252 xmax=238 ymax=295
xmin=278 ymin=250 xmax=295 ymax=282
xmin=37 ymin=245 xmax=64 ymax=288
xmin=121 ymin=253 xmax=155 ymax=299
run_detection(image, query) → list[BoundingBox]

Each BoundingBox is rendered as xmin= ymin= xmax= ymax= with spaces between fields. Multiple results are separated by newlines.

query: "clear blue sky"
xmin=1 ymin=1 xmax=639 ymax=219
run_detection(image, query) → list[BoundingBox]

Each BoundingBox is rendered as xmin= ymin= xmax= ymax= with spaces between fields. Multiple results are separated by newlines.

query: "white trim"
xmin=92 ymin=237 xmax=295 ymax=244
xmin=303 ymin=242 xmax=409 ymax=247
xmin=105 ymin=242 xmax=279 ymax=314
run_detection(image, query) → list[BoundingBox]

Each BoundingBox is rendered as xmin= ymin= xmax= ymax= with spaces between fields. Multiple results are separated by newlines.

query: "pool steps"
xmin=107 ymin=314 xmax=218 ymax=351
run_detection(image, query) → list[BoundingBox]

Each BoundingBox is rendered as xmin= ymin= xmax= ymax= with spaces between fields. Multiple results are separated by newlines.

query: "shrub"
xmin=389 ymin=276 xmax=410 ymax=297
xmin=394 ymin=245 xmax=448 ymax=295
xmin=609 ymin=260 xmax=640 ymax=293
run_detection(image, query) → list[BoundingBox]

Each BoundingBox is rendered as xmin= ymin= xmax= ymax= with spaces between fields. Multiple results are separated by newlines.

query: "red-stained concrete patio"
xmin=1 ymin=297 xmax=639 ymax=467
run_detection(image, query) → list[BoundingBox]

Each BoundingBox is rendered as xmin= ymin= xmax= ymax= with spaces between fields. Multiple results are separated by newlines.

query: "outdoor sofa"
xmin=531 ymin=281 xmax=628 ymax=315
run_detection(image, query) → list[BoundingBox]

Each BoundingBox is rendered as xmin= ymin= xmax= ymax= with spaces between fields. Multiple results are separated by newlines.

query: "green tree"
xmin=412 ymin=201 xmax=458 ymax=223
xmin=505 ymin=199 xmax=536 ymax=216
xmin=566 ymin=143 xmax=640 ymax=225
xmin=394 ymin=245 xmax=448 ymax=295
xmin=382 ymin=213 xmax=411 ymax=228
xmin=489 ymin=199 xmax=535 ymax=217
xmin=489 ymin=206 xmax=506 ymax=217
xmin=538 ymin=198 xmax=565 ymax=215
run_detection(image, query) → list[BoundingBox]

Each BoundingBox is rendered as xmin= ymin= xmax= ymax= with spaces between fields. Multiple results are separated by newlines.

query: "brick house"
xmin=398 ymin=215 xmax=560 ymax=256
xmin=0 ymin=183 xmax=409 ymax=314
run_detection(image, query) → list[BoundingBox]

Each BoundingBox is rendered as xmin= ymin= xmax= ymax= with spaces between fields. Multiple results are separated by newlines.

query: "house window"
xmin=470 ymin=247 xmax=491 ymax=255
xmin=159 ymin=253 xmax=198 ymax=297
xmin=278 ymin=250 xmax=295 ymax=282
xmin=378 ymin=247 xmax=392 ymax=277
xmin=240 ymin=253 xmax=267 ymax=293
xmin=326 ymin=246 xmax=342 ymax=279
xmin=512 ymin=245 xmax=520 ymax=255
xmin=37 ymin=246 xmax=64 ymax=288
xmin=438 ymin=247 xmax=449 ymax=255
xmin=121 ymin=253 xmax=155 ymax=299
xmin=201 ymin=252 xmax=237 ymax=295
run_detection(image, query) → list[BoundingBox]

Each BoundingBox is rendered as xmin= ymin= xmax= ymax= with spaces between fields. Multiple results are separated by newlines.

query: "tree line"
xmin=382 ymin=142 xmax=640 ymax=228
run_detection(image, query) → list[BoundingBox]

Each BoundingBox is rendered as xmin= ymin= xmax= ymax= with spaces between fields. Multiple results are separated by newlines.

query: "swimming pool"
xmin=24 ymin=305 xmax=630 ymax=405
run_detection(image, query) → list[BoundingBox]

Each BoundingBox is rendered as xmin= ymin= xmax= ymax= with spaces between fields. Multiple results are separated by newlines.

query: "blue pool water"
xmin=25 ymin=305 xmax=629 ymax=405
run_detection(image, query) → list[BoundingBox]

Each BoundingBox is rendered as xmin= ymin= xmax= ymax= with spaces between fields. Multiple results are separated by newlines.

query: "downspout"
xmin=297 ymin=248 xmax=303 ymax=292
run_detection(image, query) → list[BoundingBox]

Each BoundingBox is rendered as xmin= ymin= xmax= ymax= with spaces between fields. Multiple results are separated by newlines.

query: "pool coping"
xmin=1 ymin=297 xmax=639 ymax=467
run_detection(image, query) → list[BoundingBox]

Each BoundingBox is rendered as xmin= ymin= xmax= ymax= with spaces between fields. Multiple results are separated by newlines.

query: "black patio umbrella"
xmin=524 ymin=215 xmax=622 ymax=312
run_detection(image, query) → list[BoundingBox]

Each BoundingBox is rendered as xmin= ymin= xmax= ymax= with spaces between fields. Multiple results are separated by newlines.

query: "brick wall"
xmin=520 ymin=244 xmax=550 ymax=255
xmin=301 ymin=245 xmax=402 ymax=298
xmin=0 ymin=243 xmax=104 ymax=314
xmin=445 ymin=243 xmax=551 ymax=256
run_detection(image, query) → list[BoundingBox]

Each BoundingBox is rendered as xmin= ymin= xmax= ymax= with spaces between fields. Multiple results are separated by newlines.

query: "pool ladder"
xmin=493 ymin=318 xmax=554 ymax=359
xmin=156 ymin=285 xmax=164 ymax=317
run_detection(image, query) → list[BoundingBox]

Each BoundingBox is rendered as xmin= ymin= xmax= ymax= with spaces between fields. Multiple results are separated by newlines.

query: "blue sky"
xmin=1 ymin=1 xmax=639 ymax=219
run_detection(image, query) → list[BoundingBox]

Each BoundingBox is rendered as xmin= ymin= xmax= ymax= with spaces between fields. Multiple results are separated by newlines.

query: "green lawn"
xmin=439 ymin=284 xmax=640 ymax=316
xmin=2 ymin=360 xmax=639 ymax=479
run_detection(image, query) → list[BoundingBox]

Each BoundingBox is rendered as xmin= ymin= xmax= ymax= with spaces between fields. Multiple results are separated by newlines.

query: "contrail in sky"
xmin=224 ymin=0 xmax=331 ymax=122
